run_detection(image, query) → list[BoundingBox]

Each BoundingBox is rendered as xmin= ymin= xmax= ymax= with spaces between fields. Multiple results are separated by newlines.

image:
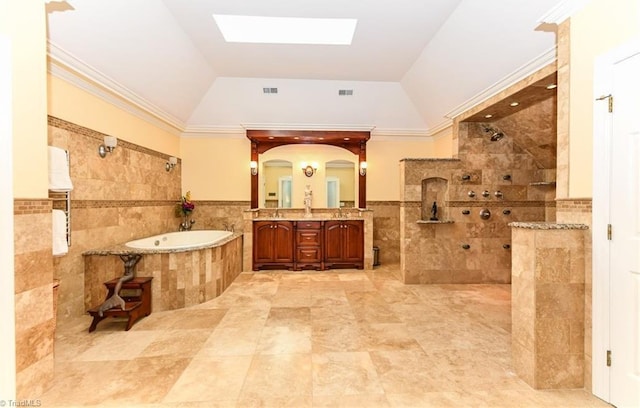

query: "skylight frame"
xmin=213 ymin=14 xmax=357 ymax=45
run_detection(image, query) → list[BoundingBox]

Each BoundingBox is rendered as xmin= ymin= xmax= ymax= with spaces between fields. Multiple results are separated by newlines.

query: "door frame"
xmin=592 ymin=34 xmax=640 ymax=402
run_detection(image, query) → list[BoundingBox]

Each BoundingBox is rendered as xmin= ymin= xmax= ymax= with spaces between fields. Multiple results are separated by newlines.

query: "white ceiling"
xmin=46 ymin=0 xmax=561 ymax=136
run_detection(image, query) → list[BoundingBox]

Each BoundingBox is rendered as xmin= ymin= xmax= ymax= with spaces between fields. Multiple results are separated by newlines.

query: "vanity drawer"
xmin=296 ymin=247 xmax=322 ymax=263
xmin=297 ymin=221 xmax=321 ymax=229
xmin=296 ymin=230 xmax=322 ymax=246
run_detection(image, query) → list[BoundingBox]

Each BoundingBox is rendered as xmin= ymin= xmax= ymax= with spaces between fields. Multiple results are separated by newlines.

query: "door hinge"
xmin=607 ymin=350 xmax=612 ymax=367
xmin=596 ymin=94 xmax=613 ymax=113
xmin=607 ymin=224 xmax=612 ymax=240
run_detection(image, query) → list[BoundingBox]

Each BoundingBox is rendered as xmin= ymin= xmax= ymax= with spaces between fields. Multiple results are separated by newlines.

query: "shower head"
xmin=490 ymin=131 xmax=504 ymax=142
xmin=482 ymin=125 xmax=505 ymax=142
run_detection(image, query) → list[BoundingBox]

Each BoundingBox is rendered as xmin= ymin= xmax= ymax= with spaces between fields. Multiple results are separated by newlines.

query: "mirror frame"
xmin=247 ymin=130 xmax=370 ymax=209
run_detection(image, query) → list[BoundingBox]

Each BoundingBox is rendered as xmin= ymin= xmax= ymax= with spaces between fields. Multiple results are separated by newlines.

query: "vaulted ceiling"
xmin=46 ymin=0 xmax=561 ymax=136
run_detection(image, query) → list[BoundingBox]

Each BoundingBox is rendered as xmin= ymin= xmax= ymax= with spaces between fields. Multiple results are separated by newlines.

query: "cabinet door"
xmin=253 ymin=221 xmax=276 ymax=264
xmin=272 ymin=221 xmax=294 ymax=262
xmin=342 ymin=221 xmax=364 ymax=262
xmin=324 ymin=220 xmax=344 ymax=262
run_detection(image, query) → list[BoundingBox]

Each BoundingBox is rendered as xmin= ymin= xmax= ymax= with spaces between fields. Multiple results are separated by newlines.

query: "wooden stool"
xmin=87 ymin=276 xmax=152 ymax=332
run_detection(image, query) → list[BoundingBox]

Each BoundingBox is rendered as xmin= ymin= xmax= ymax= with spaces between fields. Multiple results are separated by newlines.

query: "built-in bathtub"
xmin=83 ymin=230 xmax=243 ymax=312
xmin=125 ymin=230 xmax=233 ymax=250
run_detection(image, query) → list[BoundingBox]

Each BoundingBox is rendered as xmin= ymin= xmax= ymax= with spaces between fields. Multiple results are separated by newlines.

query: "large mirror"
xmin=326 ymin=160 xmax=356 ymax=208
xmin=248 ymin=130 xmax=370 ymax=209
xmin=260 ymin=160 xmax=293 ymax=208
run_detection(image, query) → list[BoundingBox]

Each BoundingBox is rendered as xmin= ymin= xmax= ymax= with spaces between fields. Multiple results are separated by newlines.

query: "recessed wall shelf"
xmin=529 ymin=181 xmax=556 ymax=186
xmin=417 ymin=220 xmax=455 ymax=224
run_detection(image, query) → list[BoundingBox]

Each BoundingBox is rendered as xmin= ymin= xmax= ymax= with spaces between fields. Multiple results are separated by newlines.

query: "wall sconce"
xmin=98 ymin=135 xmax=117 ymax=158
xmin=165 ymin=156 xmax=178 ymax=172
xmin=301 ymin=162 xmax=318 ymax=177
xmin=250 ymin=160 xmax=258 ymax=176
xmin=359 ymin=161 xmax=368 ymax=176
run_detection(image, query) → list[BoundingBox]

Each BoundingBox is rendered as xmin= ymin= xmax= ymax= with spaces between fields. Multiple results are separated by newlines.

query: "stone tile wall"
xmin=49 ymin=117 xmax=250 ymax=322
xmin=14 ymin=199 xmax=55 ymax=398
xmin=556 ymin=198 xmax=593 ymax=391
xmin=368 ymin=201 xmax=401 ymax=265
xmin=400 ymin=115 xmax=556 ymax=284
xmin=84 ymin=235 xmax=243 ymax=312
xmin=511 ymin=226 xmax=586 ymax=389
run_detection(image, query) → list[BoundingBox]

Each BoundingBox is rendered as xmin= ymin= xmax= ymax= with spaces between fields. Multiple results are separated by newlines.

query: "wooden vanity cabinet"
xmin=253 ymin=219 xmax=364 ymax=271
xmin=294 ymin=221 xmax=323 ymax=270
xmin=253 ymin=220 xmax=294 ymax=270
xmin=324 ymin=220 xmax=364 ymax=269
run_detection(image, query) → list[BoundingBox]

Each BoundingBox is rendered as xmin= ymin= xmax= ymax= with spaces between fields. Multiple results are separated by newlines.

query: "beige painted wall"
xmin=2 ymin=0 xmax=48 ymax=198
xmin=180 ymin=136 xmax=251 ymax=201
xmin=47 ymin=75 xmax=181 ymax=156
xmin=367 ymin=138 xmax=433 ymax=201
xmin=568 ymin=0 xmax=639 ymax=197
xmin=431 ymin=126 xmax=454 ymax=158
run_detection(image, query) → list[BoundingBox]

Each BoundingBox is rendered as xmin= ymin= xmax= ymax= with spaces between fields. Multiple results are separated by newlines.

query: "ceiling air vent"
xmin=262 ymin=87 xmax=278 ymax=94
xmin=338 ymin=89 xmax=354 ymax=96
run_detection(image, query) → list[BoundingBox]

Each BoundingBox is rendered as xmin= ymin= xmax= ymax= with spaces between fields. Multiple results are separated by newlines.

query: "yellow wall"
xmin=569 ymin=0 xmax=639 ymax=197
xmin=48 ymin=75 xmax=181 ymax=156
xmin=367 ymin=138 xmax=433 ymax=201
xmin=2 ymin=0 xmax=48 ymax=198
xmin=430 ymin=126 xmax=454 ymax=158
xmin=180 ymin=136 xmax=251 ymax=201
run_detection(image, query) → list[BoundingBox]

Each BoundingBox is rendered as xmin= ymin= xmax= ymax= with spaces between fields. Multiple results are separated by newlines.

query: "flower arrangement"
xmin=176 ymin=191 xmax=195 ymax=217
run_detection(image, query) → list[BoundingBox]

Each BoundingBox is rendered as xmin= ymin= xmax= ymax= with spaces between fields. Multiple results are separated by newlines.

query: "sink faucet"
xmin=179 ymin=219 xmax=195 ymax=231
xmin=274 ymin=208 xmax=280 ymax=218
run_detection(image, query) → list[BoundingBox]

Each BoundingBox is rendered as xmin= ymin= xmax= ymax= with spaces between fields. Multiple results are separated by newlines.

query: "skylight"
xmin=213 ymin=14 xmax=357 ymax=45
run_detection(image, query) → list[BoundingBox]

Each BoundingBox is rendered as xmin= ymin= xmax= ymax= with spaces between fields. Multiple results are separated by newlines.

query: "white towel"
xmin=48 ymin=146 xmax=73 ymax=192
xmin=52 ymin=209 xmax=68 ymax=256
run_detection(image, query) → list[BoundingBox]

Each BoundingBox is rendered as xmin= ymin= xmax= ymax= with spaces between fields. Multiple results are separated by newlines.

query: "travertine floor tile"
xmin=45 ymin=268 xmax=611 ymax=407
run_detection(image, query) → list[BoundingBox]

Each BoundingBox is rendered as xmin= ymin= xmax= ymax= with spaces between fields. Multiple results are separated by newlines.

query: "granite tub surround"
xmin=14 ymin=199 xmax=56 ymax=398
xmin=48 ymin=117 xmax=182 ymax=319
xmin=510 ymin=224 xmax=587 ymax=389
xmin=243 ymin=208 xmax=374 ymax=271
xmin=83 ymin=232 xmax=243 ymax=313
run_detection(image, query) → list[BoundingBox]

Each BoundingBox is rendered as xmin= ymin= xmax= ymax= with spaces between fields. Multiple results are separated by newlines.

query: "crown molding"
xmin=537 ymin=0 xmax=591 ymax=25
xmin=47 ymin=41 xmax=185 ymax=135
xmin=240 ymin=123 xmax=376 ymax=132
xmin=444 ymin=46 xmax=557 ymax=120
xmin=181 ymin=126 xmax=246 ymax=138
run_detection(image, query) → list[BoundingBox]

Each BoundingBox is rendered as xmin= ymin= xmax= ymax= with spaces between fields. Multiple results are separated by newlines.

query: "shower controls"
xmin=462 ymin=174 xmax=471 ymax=181
xmin=502 ymin=174 xmax=512 ymax=181
xmin=468 ymin=191 xmax=476 ymax=198
xmin=482 ymin=190 xmax=490 ymax=198
xmin=461 ymin=244 xmax=471 ymax=250
xmin=503 ymin=244 xmax=511 ymax=249
xmin=494 ymin=191 xmax=503 ymax=198
xmin=462 ymin=210 xmax=470 ymax=215
xmin=479 ymin=209 xmax=491 ymax=220
xmin=503 ymin=209 xmax=511 ymax=215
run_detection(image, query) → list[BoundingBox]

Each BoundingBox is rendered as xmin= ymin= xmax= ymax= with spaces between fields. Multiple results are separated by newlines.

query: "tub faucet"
xmin=223 ymin=222 xmax=235 ymax=232
xmin=179 ymin=219 xmax=195 ymax=231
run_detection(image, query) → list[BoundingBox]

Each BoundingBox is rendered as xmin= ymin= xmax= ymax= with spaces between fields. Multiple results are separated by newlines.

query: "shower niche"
xmin=419 ymin=177 xmax=452 ymax=223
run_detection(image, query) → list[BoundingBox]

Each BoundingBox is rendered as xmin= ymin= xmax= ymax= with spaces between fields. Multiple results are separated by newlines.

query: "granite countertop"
xmin=508 ymin=222 xmax=589 ymax=230
xmin=253 ymin=216 xmax=364 ymax=221
xmin=83 ymin=231 xmax=243 ymax=256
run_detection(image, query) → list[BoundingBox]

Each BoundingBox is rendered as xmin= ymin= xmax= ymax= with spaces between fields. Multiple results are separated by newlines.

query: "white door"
xmin=609 ymin=50 xmax=640 ymax=408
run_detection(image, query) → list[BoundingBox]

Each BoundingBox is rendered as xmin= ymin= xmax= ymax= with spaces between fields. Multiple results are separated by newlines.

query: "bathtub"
xmin=85 ymin=229 xmax=243 ymax=312
xmin=125 ymin=230 xmax=233 ymax=250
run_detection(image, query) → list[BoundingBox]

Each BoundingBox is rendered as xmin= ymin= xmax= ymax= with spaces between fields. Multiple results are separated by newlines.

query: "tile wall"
xmin=47 ymin=117 xmax=249 ymax=321
xmin=511 ymin=226 xmax=587 ymax=388
xmin=14 ymin=199 xmax=55 ymax=398
xmin=399 ymin=100 xmax=557 ymax=284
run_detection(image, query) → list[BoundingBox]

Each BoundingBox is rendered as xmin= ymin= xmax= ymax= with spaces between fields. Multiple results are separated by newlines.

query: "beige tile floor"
xmin=42 ymin=266 xmax=611 ymax=407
